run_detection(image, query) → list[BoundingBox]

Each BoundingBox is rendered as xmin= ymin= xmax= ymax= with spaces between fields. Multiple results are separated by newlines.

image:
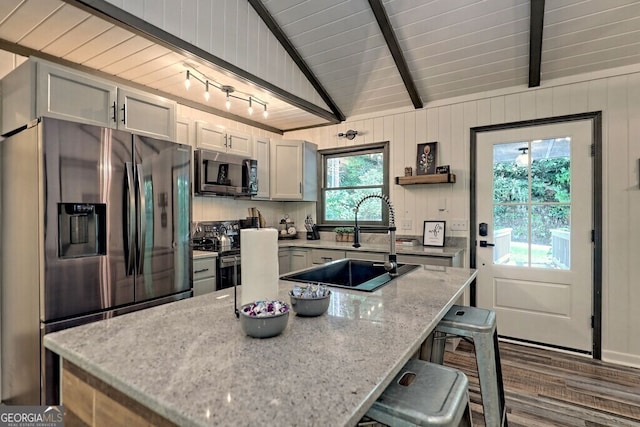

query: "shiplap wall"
xmin=286 ymin=66 xmax=640 ymax=368
xmin=103 ymin=0 xmax=330 ymax=112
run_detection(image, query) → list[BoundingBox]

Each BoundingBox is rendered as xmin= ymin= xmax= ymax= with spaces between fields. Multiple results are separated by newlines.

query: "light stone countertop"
xmin=44 ymin=266 xmax=477 ymax=427
xmin=278 ymin=238 xmax=464 ymax=259
xmin=193 ymin=249 xmax=218 ymax=259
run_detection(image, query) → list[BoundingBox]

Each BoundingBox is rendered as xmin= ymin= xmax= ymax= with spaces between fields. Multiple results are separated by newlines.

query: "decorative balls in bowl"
xmin=289 ymin=284 xmax=331 ymax=317
xmin=239 ymin=300 xmax=290 ymax=338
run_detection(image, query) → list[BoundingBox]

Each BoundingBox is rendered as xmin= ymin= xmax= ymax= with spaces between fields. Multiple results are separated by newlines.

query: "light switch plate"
xmin=450 ymin=219 xmax=468 ymax=231
xmin=401 ymin=219 xmax=412 ymax=230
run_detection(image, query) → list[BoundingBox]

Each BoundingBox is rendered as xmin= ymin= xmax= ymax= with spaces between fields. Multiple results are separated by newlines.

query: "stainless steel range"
xmin=192 ymin=221 xmax=242 ymax=290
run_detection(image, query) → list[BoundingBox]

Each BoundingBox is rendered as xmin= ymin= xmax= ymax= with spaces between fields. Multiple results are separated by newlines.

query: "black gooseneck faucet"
xmin=353 ymin=194 xmax=397 ymax=276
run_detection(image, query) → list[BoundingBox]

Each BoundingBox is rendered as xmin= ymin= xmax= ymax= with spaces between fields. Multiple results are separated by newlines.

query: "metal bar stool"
xmin=432 ymin=305 xmax=508 ymax=427
xmin=364 ymin=359 xmax=473 ymax=426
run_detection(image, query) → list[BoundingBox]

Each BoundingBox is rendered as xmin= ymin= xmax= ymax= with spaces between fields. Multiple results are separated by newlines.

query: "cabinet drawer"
xmin=193 ymin=257 xmax=216 ymax=280
xmin=194 ymin=277 xmax=216 ymax=297
xmin=347 ymin=251 xmax=385 ymax=262
xmin=311 ymin=249 xmax=345 ymax=264
xmin=396 ymin=254 xmax=451 ymax=267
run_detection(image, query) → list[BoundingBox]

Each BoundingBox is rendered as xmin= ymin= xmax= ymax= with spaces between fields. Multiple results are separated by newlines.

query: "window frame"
xmin=316 ymin=141 xmax=390 ymax=230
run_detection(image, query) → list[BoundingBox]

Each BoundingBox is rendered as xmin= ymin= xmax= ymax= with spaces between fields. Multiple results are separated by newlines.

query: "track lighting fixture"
xmin=184 ymin=70 xmax=191 ymax=90
xmin=183 ymin=69 xmax=269 ymax=119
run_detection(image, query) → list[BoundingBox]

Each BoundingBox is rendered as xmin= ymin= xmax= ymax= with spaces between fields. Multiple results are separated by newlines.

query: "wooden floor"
xmin=444 ymin=340 xmax=640 ymax=426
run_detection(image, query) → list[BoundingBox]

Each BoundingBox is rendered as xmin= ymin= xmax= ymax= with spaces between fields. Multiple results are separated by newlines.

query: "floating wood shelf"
xmin=395 ymin=173 xmax=456 ymax=185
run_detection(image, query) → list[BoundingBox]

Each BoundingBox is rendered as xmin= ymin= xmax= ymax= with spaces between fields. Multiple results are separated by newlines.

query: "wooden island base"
xmin=62 ymin=360 xmax=177 ymax=427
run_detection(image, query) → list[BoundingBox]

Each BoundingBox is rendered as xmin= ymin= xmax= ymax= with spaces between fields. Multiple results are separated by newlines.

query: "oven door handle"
xmin=219 ymin=256 xmax=240 ymax=268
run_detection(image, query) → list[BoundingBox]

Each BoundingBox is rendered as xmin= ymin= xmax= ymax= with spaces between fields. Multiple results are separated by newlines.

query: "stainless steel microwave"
xmin=194 ymin=149 xmax=258 ymax=197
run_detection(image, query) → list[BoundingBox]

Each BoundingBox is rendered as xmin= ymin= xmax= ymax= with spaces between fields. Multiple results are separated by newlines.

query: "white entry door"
xmin=476 ymin=120 xmax=593 ymax=352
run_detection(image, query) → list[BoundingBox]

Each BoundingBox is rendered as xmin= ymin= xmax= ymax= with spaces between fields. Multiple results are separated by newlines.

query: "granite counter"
xmin=278 ymin=238 xmax=464 ymax=260
xmin=44 ymin=265 xmax=477 ymax=426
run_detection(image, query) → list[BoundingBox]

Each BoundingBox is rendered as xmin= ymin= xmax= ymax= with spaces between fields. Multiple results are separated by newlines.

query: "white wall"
xmin=104 ymin=0 xmax=331 ymax=112
xmin=286 ymin=65 xmax=640 ymax=368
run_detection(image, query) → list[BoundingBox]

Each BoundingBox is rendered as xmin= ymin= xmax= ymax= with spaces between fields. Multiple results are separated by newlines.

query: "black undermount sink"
xmin=280 ymin=258 xmax=419 ymax=292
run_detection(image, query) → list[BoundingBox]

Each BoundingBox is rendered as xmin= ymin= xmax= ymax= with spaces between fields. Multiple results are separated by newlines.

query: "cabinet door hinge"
xmin=591 ymin=229 xmax=595 ymax=242
xmin=590 ymin=144 xmax=595 ymax=157
xmin=591 ymin=315 xmax=595 ymax=328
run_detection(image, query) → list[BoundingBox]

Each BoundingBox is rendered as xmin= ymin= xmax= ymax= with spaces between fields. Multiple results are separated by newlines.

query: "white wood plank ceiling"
xmin=1 ymin=0 xmax=640 ymax=132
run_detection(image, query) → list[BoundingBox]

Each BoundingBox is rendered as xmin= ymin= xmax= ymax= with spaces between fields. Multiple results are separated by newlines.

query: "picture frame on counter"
xmin=423 ymin=220 xmax=446 ymax=247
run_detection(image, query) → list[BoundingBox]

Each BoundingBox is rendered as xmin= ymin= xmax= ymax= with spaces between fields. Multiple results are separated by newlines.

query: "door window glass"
xmin=492 ymin=138 xmax=571 ymax=269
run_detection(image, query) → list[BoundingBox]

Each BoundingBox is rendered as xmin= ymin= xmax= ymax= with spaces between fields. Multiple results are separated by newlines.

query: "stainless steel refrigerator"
xmin=0 ymin=117 xmax=192 ymax=405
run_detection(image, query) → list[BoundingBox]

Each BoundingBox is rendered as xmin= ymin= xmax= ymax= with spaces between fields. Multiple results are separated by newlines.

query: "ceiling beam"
xmin=248 ymin=0 xmax=345 ymax=122
xmin=368 ymin=0 xmax=423 ymax=109
xmin=63 ymin=0 xmax=341 ymax=127
xmin=529 ymin=0 xmax=545 ymax=87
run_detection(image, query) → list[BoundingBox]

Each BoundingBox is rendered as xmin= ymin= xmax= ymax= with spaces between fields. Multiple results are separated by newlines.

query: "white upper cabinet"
xmin=35 ymin=61 xmax=117 ymax=129
xmin=195 ymin=121 xmax=252 ymax=157
xmin=175 ymin=117 xmax=192 ymax=146
xmin=270 ymin=140 xmax=317 ymax=201
xmin=226 ymin=129 xmax=252 ymax=157
xmin=116 ymin=87 xmax=176 ymax=141
xmin=195 ymin=121 xmax=226 ymax=151
xmin=1 ymin=58 xmax=176 ymax=140
xmin=2 ymin=59 xmax=117 ymax=134
xmin=252 ymin=136 xmax=270 ymax=199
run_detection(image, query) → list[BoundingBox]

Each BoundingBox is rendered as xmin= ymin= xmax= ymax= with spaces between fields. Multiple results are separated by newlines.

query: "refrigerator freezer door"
xmin=133 ymin=135 xmax=191 ymax=301
xmin=42 ymin=118 xmax=135 ymax=322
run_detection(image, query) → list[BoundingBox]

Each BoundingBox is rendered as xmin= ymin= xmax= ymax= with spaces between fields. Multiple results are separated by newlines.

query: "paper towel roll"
xmin=240 ymin=228 xmax=280 ymax=305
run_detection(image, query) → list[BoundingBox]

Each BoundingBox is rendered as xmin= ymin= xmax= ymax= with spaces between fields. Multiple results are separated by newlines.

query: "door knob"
xmin=479 ymin=240 xmax=495 ymax=247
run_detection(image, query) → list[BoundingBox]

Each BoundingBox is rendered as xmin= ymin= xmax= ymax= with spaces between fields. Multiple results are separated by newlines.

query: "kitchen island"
xmin=44 ymin=265 xmax=476 ymax=426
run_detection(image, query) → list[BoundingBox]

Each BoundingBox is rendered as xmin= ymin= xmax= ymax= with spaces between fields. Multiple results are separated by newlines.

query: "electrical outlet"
xmin=450 ymin=220 xmax=468 ymax=231
xmin=401 ymin=219 xmax=412 ymax=230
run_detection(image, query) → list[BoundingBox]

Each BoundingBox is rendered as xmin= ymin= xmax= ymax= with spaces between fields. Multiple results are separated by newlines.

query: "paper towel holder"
xmin=233 ymin=256 xmax=240 ymax=318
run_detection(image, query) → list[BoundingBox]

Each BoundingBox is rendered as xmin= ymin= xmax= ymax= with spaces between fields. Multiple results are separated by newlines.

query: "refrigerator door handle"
xmin=125 ymin=162 xmax=136 ymax=275
xmin=136 ymin=164 xmax=146 ymax=274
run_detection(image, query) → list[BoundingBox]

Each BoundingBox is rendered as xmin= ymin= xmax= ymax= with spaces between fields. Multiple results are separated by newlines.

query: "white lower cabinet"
xmin=278 ymin=249 xmax=291 ymax=275
xmin=279 ymin=248 xmax=310 ymax=274
xmin=193 ymin=255 xmax=217 ymax=296
xmin=311 ymin=249 xmax=345 ymax=265
xmin=290 ymin=249 xmax=310 ymax=272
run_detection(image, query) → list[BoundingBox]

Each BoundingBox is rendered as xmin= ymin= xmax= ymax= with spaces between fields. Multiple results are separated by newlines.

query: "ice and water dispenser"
xmin=58 ymin=203 xmax=106 ymax=258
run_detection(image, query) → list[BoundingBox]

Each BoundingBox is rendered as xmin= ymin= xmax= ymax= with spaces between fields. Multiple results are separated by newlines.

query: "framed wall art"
xmin=423 ymin=220 xmax=446 ymax=247
xmin=417 ymin=142 xmax=437 ymax=175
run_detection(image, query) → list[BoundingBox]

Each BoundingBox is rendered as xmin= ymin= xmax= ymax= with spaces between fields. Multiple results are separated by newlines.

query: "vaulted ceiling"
xmin=0 ymin=0 xmax=639 ymax=134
